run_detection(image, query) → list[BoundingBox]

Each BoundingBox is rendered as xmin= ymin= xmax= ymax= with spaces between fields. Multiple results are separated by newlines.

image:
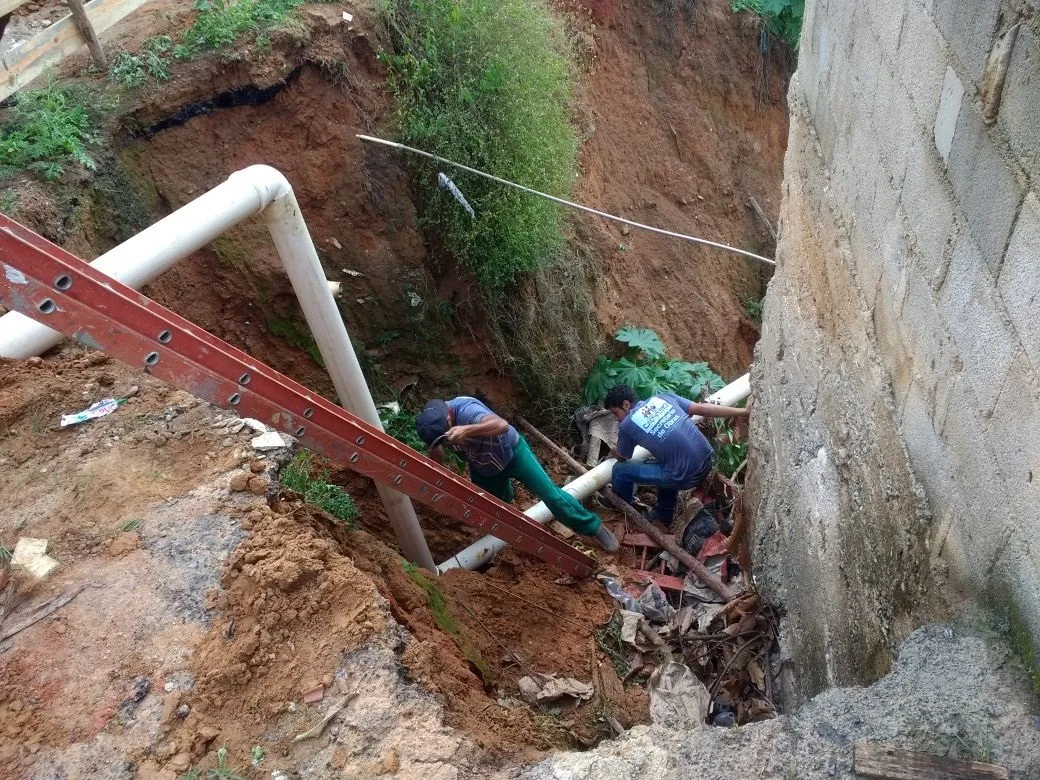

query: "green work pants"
xmin=469 ymin=436 xmax=602 ymax=536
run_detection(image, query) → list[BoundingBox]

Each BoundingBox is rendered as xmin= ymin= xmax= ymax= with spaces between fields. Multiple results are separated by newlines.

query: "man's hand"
xmin=445 ymin=426 xmax=470 ymax=445
xmin=610 ymin=446 xmax=628 ymax=462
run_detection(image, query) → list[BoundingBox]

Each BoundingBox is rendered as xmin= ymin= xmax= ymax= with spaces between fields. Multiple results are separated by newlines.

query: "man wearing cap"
xmin=416 ymin=396 xmax=620 ymax=552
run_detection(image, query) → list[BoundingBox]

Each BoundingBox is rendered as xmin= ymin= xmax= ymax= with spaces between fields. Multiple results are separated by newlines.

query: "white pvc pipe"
xmin=0 ymin=165 xmax=436 ymax=572
xmin=437 ymin=374 xmax=752 ymax=573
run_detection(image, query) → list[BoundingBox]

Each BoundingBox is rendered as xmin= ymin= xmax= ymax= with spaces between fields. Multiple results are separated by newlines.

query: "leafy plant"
xmin=741 ymin=294 xmax=763 ymax=323
xmin=280 ymin=451 xmax=359 ymax=525
xmin=109 ymin=36 xmax=173 ymax=87
xmin=250 ymin=745 xmax=266 ymax=767
xmin=583 ymin=327 xmax=724 ymax=404
xmin=0 ymin=81 xmax=102 ymax=181
xmin=379 ymin=0 xmax=578 ymax=299
xmin=179 ymin=770 xmax=201 ymax=780
xmin=174 ymin=0 xmax=316 ymax=59
xmin=731 ymin=0 xmax=804 ymax=51
xmin=207 ymin=746 xmax=245 ymax=780
xmin=713 ymin=420 xmax=748 ymax=479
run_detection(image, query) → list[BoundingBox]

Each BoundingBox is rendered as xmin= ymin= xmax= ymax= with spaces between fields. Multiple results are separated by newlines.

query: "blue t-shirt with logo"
xmin=447 ymin=397 xmax=519 ymax=477
xmin=616 ymin=393 xmax=713 ymax=484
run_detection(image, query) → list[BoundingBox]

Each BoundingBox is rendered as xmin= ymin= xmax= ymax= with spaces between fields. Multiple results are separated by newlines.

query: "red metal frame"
xmin=0 ymin=215 xmax=595 ymax=578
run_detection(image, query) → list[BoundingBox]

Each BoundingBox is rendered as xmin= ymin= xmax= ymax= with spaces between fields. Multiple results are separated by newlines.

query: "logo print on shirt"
xmin=631 ymin=396 xmax=683 ymax=439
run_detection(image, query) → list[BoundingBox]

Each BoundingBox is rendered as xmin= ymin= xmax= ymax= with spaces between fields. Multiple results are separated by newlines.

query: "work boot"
xmin=594 ymin=524 xmax=620 ymax=553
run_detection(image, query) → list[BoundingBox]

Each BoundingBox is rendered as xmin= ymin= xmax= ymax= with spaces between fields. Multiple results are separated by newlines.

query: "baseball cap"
xmin=415 ymin=399 xmax=451 ymax=445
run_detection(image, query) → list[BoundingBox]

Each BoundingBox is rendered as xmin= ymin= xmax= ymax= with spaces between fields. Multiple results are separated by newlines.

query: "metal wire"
xmin=356 ymin=134 xmax=777 ymax=267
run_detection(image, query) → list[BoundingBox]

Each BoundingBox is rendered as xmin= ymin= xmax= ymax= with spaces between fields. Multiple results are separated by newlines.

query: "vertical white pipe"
xmin=437 ymin=374 xmax=752 ymax=573
xmin=0 ymin=165 xmax=436 ymax=571
xmin=261 ymin=188 xmax=436 ymax=571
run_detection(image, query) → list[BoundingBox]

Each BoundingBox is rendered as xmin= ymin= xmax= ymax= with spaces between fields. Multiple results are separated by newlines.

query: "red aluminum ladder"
xmin=0 ymin=215 xmax=595 ymax=578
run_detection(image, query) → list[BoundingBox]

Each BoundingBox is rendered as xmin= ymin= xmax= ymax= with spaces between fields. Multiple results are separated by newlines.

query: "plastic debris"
xmin=60 ymin=398 xmax=122 ymax=427
xmin=597 ymin=574 xmax=641 ymax=613
xmin=11 ymin=537 xmax=59 ymax=578
xmin=648 ymin=660 xmax=710 ymax=729
xmin=638 ymin=581 xmax=676 ymax=624
xmin=517 ymin=674 xmax=594 ymax=706
xmin=438 ymin=172 xmax=476 ymax=218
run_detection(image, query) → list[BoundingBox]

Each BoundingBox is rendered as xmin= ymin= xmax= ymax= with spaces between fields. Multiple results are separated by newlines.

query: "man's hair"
xmin=604 ymin=384 xmax=639 ymax=410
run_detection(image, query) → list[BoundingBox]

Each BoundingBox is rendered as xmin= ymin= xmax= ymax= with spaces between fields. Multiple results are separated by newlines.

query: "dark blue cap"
xmin=415 ymin=399 xmax=451 ymax=445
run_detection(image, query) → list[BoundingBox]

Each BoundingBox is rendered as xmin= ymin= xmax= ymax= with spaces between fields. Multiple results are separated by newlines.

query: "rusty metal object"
xmin=0 ymin=215 xmax=595 ymax=578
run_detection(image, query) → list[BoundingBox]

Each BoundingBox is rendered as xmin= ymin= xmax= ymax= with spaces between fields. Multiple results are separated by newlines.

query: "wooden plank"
xmin=853 ymin=742 xmax=1008 ymax=780
xmin=65 ymin=0 xmax=107 ymax=69
xmin=0 ymin=0 xmax=149 ymax=101
xmin=0 ymin=0 xmax=30 ymax=20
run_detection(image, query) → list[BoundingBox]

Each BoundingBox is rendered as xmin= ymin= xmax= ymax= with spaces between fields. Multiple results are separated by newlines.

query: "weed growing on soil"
xmin=379 ymin=0 xmax=578 ymax=298
xmin=594 ymin=612 xmax=630 ymax=681
xmin=280 ymin=451 xmax=359 ymax=525
xmin=741 ymin=294 xmax=764 ymax=323
xmin=0 ymin=81 xmax=103 ymax=181
xmin=118 ymin=517 xmax=142 ymax=532
xmin=583 ymin=327 xmax=724 ymax=404
xmin=179 ymin=770 xmax=201 ymax=780
xmin=0 ymin=190 xmax=17 ymax=214
xmin=0 ymin=544 xmax=12 ymax=566
xmin=174 ymin=0 xmax=317 ymax=59
xmin=109 ymin=36 xmax=174 ymax=87
xmin=207 ymin=746 xmax=245 ymax=780
xmin=731 ymin=0 xmax=804 ymax=51
xmin=714 ymin=421 xmax=748 ymax=479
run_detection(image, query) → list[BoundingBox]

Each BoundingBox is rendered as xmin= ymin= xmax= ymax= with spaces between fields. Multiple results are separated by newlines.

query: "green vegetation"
xmin=249 ymin=745 xmax=266 ymax=768
xmin=403 ymin=560 xmax=489 ymax=680
xmin=207 ymin=747 xmax=245 ymax=780
xmin=0 ymin=81 xmax=102 ymax=181
xmin=280 ymin=451 xmax=359 ymax=525
xmin=583 ymin=326 xmax=724 ymax=404
xmin=379 ymin=0 xmax=578 ymax=299
xmin=266 ymin=314 xmax=325 ymax=368
xmin=741 ymin=293 xmax=764 ymax=323
xmin=714 ymin=420 xmax=748 ymax=479
xmin=174 ymin=0 xmax=315 ymax=59
xmin=595 ymin=611 xmax=630 ymax=681
xmin=118 ymin=517 xmax=143 ymax=532
xmin=109 ymin=36 xmax=174 ymax=87
xmin=0 ymin=542 xmax=12 ymax=566
xmin=731 ymin=0 xmax=804 ymax=51
xmin=379 ymin=404 xmax=465 ymax=471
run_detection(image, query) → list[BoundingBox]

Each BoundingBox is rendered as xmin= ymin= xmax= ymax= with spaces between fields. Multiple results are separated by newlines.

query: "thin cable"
xmin=357 ymin=134 xmax=776 ymax=267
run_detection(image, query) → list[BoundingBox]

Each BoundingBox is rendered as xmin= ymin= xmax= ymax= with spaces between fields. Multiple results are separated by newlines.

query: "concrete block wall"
xmin=752 ymin=0 xmax=1040 ymax=699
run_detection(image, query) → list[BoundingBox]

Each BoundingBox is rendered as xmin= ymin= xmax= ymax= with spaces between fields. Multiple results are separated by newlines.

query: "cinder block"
xmin=947 ymin=101 xmax=1025 ymax=275
xmin=899 ymin=380 xmax=954 ymax=505
xmin=898 ymin=0 xmax=949 ymax=126
xmin=997 ymin=24 xmax=1040 ymax=190
xmin=998 ymin=192 xmax=1040 ymax=370
xmin=798 ymin=49 xmax=822 ymax=121
xmin=984 ymin=350 xmax=1040 ymax=512
xmin=901 ymin=138 xmax=956 ymax=287
xmin=901 ymin=269 xmax=959 ymax=410
xmin=938 ymin=231 xmax=1018 ymax=413
xmin=855 ymin=177 xmax=901 ymax=308
xmin=934 ymin=0 xmax=1002 ymax=89
xmin=864 ymin=0 xmax=906 ymax=63
xmin=869 ymin=62 xmax=917 ymax=186
xmin=934 ymin=65 xmax=964 ymax=164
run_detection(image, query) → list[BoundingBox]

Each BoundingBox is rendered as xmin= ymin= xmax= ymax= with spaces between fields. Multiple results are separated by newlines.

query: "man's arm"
xmin=688 ymin=401 xmax=750 ymax=419
xmin=445 ymin=413 xmax=510 ymax=444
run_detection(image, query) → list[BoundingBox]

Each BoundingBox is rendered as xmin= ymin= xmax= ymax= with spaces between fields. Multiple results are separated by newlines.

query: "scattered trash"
xmin=438 ymin=172 xmax=475 ymax=218
xmin=648 ymin=660 xmax=710 ymax=729
xmin=517 ymin=673 xmax=594 ymax=707
xmin=341 ymin=268 xmax=364 ymax=277
xmin=342 ymin=10 xmax=353 ymax=22
xmin=378 ymin=401 xmax=401 ymax=415
xmin=252 ymin=432 xmax=290 ymax=451
xmin=11 ymin=537 xmax=59 ymax=578
xmin=598 ymin=574 xmax=641 ymax=613
xmin=330 ymin=237 xmax=343 ymax=249
xmin=60 ymin=398 xmax=123 ymax=428
xmin=638 ymin=581 xmax=676 ymax=624
xmin=712 ymin=701 xmax=736 ymax=727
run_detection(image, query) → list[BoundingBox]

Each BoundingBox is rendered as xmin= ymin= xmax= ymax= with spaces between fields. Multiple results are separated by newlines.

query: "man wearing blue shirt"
xmin=604 ymin=384 xmax=749 ymax=526
xmin=415 ymin=396 xmax=620 ymax=552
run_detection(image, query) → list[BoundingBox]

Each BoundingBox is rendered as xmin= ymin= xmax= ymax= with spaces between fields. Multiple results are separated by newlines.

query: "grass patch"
xmin=403 ymin=560 xmax=489 ymax=681
xmin=110 ymin=35 xmax=174 ymax=87
xmin=118 ymin=517 xmax=143 ymax=532
xmin=174 ymin=0 xmax=315 ymax=59
xmin=379 ymin=0 xmax=578 ymax=299
xmin=741 ymin=293 xmax=764 ymax=323
xmin=0 ymin=81 xmax=104 ymax=181
xmin=280 ymin=451 xmax=359 ymax=525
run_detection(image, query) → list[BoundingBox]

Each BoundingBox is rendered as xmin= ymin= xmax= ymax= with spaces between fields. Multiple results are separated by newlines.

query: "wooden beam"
xmin=0 ymin=0 xmax=149 ymax=102
xmin=853 ymin=742 xmax=1008 ymax=780
xmin=65 ymin=0 xmax=107 ymax=70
